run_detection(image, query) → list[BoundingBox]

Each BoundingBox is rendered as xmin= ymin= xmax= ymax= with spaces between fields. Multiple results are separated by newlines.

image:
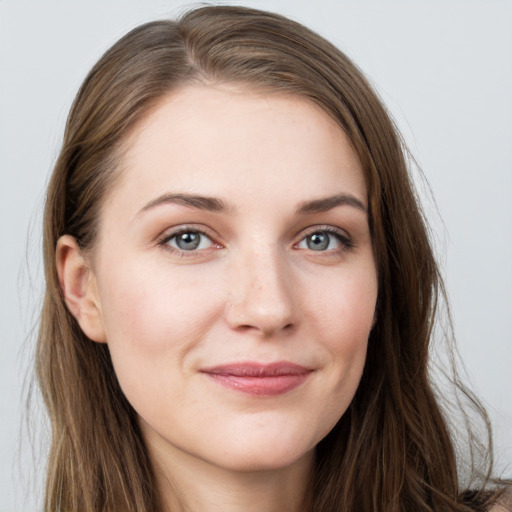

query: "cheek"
xmin=311 ymin=263 xmax=378 ymax=346
xmin=95 ymin=259 xmax=226 ymax=408
xmin=95 ymin=259 xmax=226 ymax=418
xmin=306 ymin=265 xmax=377 ymax=413
xmin=99 ymin=260 xmax=221 ymax=349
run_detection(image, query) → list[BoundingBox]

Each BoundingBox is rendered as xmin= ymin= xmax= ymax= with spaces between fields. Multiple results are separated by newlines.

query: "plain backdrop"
xmin=1 ymin=1 xmax=511 ymax=510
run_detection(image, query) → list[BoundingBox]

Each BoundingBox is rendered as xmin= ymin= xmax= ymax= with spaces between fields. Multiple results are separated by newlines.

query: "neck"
xmin=146 ymin=434 xmax=314 ymax=512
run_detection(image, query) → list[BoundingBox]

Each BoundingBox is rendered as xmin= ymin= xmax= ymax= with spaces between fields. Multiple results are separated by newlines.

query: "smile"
xmin=200 ymin=362 xmax=313 ymax=396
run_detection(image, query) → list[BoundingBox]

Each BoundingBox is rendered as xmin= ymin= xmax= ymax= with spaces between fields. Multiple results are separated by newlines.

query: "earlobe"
xmin=56 ymin=235 xmax=107 ymax=343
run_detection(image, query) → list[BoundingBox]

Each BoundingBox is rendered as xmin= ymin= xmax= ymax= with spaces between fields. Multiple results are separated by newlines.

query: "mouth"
xmin=200 ymin=362 xmax=313 ymax=396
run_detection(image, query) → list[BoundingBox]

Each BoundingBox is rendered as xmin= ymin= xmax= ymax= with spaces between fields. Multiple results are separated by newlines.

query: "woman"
xmin=36 ymin=5 xmax=510 ymax=511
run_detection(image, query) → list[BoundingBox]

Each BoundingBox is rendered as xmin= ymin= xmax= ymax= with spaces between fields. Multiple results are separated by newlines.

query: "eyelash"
xmin=157 ymin=226 xmax=218 ymax=257
xmin=296 ymin=225 xmax=355 ymax=253
xmin=157 ymin=225 xmax=354 ymax=256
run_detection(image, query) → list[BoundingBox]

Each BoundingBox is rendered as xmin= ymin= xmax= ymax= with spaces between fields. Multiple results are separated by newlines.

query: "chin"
xmin=203 ymin=426 xmax=318 ymax=473
xmin=217 ymin=444 xmax=315 ymax=473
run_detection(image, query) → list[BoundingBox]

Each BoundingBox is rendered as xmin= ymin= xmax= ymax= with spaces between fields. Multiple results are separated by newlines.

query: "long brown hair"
xmin=36 ymin=5 xmax=509 ymax=511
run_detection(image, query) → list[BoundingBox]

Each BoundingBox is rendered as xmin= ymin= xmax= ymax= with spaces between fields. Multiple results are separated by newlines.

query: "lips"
xmin=200 ymin=362 xmax=312 ymax=396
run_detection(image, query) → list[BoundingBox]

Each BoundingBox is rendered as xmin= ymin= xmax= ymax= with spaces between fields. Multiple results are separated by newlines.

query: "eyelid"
xmin=294 ymin=225 xmax=354 ymax=251
xmin=156 ymin=225 xmax=223 ymax=254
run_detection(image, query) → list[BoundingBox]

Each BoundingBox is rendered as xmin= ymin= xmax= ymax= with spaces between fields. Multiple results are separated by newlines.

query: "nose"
xmin=225 ymin=248 xmax=297 ymax=337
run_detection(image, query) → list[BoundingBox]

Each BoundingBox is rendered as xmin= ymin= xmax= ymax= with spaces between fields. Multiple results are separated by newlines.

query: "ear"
xmin=56 ymin=235 xmax=107 ymax=343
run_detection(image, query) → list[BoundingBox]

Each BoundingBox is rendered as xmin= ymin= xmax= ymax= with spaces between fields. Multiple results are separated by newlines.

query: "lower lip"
xmin=204 ymin=373 xmax=311 ymax=396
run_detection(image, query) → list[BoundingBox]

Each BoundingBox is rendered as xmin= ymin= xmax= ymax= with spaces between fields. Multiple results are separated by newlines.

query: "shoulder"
xmin=488 ymin=491 xmax=512 ymax=512
xmin=488 ymin=504 xmax=511 ymax=512
xmin=461 ymin=488 xmax=512 ymax=512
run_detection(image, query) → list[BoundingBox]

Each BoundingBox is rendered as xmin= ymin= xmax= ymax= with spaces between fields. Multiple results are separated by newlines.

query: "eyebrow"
xmin=295 ymin=194 xmax=367 ymax=215
xmin=137 ymin=193 xmax=229 ymax=216
xmin=136 ymin=192 xmax=367 ymax=218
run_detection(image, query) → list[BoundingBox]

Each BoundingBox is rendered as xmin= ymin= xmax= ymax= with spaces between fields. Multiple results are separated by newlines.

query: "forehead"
xmin=109 ymin=84 xmax=366 ymax=213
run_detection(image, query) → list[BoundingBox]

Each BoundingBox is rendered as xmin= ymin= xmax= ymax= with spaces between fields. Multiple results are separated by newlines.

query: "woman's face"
xmin=84 ymin=85 xmax=377 ymax=473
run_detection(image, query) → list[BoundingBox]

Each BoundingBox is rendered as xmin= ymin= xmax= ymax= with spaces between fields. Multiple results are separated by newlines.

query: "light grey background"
xmin=1 ymin=1 xmax=511 ymax=510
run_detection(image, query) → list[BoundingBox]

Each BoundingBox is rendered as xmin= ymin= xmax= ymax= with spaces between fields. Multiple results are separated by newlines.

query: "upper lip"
xmin=200 ymin=361 xmax=312 ymax=377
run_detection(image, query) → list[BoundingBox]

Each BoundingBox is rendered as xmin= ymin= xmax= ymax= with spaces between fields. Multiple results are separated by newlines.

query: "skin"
xmin=57 ymin=84 xmax=378 ymax=512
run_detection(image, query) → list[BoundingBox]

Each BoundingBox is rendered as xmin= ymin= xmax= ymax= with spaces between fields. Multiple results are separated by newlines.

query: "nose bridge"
xmin=226 ymin=243 xmax=296 ymax=336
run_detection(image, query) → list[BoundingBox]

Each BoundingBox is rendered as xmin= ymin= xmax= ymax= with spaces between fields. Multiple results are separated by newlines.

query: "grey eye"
xmin=306 ymin=232 xmax=330 ymax=251
xmin=298 ymin=231 xmax=342 ymax=251
xmin=168 ymin=231 xmax=212 ymax=251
